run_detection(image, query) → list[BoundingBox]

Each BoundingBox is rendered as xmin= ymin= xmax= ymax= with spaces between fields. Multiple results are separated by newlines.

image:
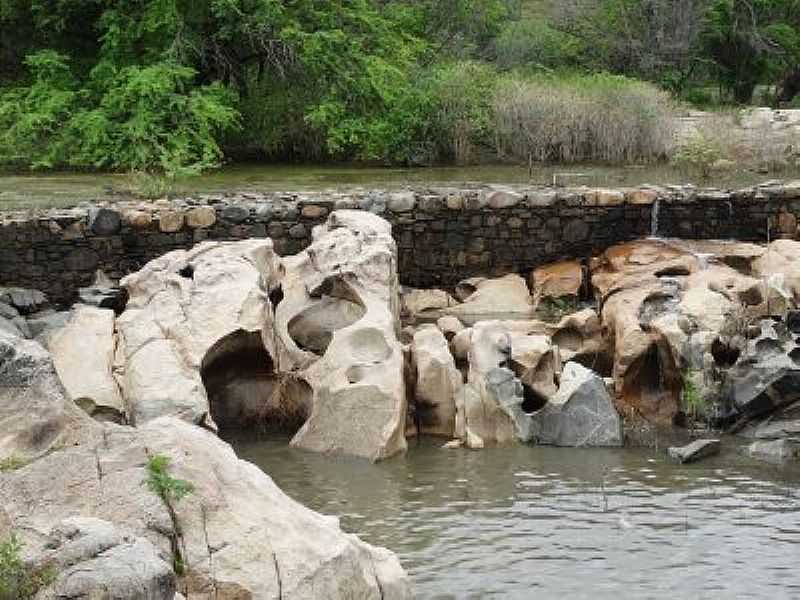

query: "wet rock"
xmin=667 ymin=438 xmax=721 ymax=464
xmin=266 ymin=210 xmax=408 ymax=461
xmin=0 ymin=314 xmax=29 ymax=338
xmin=49 ymin=306 xmax=126 ymax=423
xmin=411 ymin=326 xmax=462 ymax=437
xmin=529 ymin=362 xmax=623 ymax=447
xmin=746 ymin=438 xmax=800 ymax=463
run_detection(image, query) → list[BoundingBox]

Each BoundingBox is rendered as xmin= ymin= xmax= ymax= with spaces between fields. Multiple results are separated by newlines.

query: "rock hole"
xmin=622 ymin=342 xmax=681 ymax=424
xmin=552 ymin=326 xmax=583 ymax=352
xmin=201 ymin=330 xmax=311 ymax=434
xmin=178 ymin=264 xmax=194 ymax=279
xmin=268 ymin=284 xmax=284 ymax=308
xmin=521 ymin=383 xmax=549 ymax=414
xmin=655 ymin=265 xmax=691 ymax=278
xmin=570 ymin=351 xmax=614 ymax=378
xmin=287 ymin=296 xmax=366 ymax=354
xmin=711 ymin=338 xmax=741 ymax=368
xmin=790 ymin=347 xmax=800 ymax=366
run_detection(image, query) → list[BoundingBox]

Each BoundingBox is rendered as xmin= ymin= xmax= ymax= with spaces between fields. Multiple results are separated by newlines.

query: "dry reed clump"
xmin=492 ymin=74 xmax=676 ymax=163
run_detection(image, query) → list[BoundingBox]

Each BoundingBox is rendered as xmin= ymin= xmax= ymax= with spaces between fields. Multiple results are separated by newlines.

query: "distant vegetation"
xmin=0 ymin=1 xmax=798 ymax=174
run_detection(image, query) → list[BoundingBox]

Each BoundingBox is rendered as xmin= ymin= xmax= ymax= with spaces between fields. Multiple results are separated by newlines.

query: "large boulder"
xmin=0 ymin=418 xmax=410 ymax=600
xmin=445 ymin=274 xmax=535 ymax=321
xmin=264 ymin=211 xmax=408 ymax=461
xmin=115 ymin=239 xmax=283 ymax=427
xmin=410 ymin=326 xmax=462 ymax=437
xmin=529 ymin=362 xmax=623 ymax=447
xmin=591 ymin=239 xmax=777 ymax=425
xmin=0 ymin=331 xmax=94 ymax=462
xmin=531 ymin=260 xmax=584 ymax=304
xmin=33 ymin=518 xmax=175 ymax=600
xmin=49 ymin=306 xmax=126 ymax=423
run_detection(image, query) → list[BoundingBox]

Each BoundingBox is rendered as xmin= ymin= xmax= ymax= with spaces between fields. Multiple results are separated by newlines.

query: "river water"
xmin=230 ymin=434 xmax=800 ymax=599
xmin=2 ymin=163 xmax=800 ymax=210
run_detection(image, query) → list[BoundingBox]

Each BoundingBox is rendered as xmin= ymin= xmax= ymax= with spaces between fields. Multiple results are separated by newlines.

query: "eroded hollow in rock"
xmin=520 ymin=383 xmax=549 ymax=414
xmin=570 ymin=351 xmax=614 ymax=378
xmin=711 ymin=338 xmax=741 ymax=368
xmin=288 ymin=276 xmax=367 ymax=355
xmin=201 ymin=330 xmax=311 ymax=433
xmin=621 ymin=341 xmax=681 ymax=424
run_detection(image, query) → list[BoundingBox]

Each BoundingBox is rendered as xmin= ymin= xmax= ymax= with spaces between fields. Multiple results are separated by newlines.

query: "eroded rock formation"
xmin=264 ymin=210 xmax=408 ymax=461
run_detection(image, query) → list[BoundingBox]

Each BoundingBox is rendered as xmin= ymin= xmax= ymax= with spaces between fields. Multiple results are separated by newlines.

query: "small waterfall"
xmin=650 ymin=197 xmax=661 ymax=238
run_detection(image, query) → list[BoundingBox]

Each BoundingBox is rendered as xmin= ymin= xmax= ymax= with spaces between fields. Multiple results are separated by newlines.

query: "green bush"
xmin=495 ymin=19 xmax=582 ymax=71
xmin=0 ymin=536 xmax=54 ymax=600
xmin=672 ymin=133 xmax=723 ymax=178
xmin=493 ymin=72 xmax=675 ymax=163
xmin=0 ymin=52 xmax=238 ymax=175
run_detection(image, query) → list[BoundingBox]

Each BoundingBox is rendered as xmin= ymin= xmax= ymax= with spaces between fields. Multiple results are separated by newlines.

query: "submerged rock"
xmin=530 ymin=362 xmax=623 ymax=447
xmin=667 ymin=438 xmax=721 ymax=464
xmin=746 ymin=438 xmax=800 ymax=463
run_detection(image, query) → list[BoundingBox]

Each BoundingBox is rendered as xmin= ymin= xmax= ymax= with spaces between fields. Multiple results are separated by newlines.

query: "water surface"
xmin=2 ymin=163 xmax=799 ymax=210
xmin=231 ymin=435 xmax=800 ymax=599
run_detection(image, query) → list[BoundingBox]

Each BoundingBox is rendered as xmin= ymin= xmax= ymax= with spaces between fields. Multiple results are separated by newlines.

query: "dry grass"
xmin=493 ymin=73 xmax=676 ymax=163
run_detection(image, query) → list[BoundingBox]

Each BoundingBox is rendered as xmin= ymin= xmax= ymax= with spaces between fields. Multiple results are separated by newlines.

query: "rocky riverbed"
xmin=1 ymin=209 xmax=800 ymax=598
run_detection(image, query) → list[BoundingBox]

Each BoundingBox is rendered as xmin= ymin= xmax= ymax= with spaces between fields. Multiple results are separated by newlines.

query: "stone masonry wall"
xmin=1 ymin=182 xmax=799 ymax=304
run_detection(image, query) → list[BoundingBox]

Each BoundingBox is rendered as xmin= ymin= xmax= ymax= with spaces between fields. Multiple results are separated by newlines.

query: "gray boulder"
xmin=746 ymin=438 xmax=800 ymax=463
xmin=0 ymin=287 xmax=48 ymax=315
xmin=529 ymin=362 xmax=623 ymax=447
xmin=668 ymin=438 xmax=721 ymax=464
xmin=34 ymin=518 xmax=175 ymax=600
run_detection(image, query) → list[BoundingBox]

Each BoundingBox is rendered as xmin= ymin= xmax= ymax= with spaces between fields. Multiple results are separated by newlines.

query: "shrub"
xmin=144 ymin=454 xmax=194 ymax=504
xmin=672 ymin=132 xmax=723 ymax=178
xmin=0 ymin=535 xmax=54 ymax=600
xmin=0 ymin=52 xmax=238 ymax=175
xmin=493 ymin=73 xmax=675 ymax=163
xmin=495 ymin=20 xmax=582 ymax=71
xmin=681 ymin=370 xmax=707 ymax=423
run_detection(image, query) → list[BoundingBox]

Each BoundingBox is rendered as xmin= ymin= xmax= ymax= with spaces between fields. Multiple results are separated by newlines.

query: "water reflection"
xmin=230 ymin=434 xmax=800 ymax=599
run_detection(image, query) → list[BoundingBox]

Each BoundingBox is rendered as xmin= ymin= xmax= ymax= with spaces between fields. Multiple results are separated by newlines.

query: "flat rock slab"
xmin=747 ymin=438 xmax=800 ymax=463
xmin=668 ymin=438 xmax=721 ymax=464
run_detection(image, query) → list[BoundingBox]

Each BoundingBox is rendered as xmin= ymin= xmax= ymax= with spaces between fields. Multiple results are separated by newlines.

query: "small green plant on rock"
xmin=0 ymin=535 xmax=55 ymax=600
xmin=144 ymin=454 xmax=193 ymax=504
xmin=538 ymin=296 xmax=578 ymax=322
xmin=0 ymin=455 xmax=29 ymax=473
xmin=143 ymin=454 xmax=194 ymax=575
xmin=681 ymin=370 xmax=708 ymax=427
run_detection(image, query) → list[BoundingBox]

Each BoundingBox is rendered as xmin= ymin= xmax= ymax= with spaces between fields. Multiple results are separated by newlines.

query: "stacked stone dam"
xmin=2 ymin=181 xmax=800 ymax=304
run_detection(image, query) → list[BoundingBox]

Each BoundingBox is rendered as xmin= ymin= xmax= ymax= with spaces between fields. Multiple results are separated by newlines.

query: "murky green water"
xmin=2 ymin=163 xmax=799 ymax=210
xmin=230 ymin=434 xmax=800 ymax=599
